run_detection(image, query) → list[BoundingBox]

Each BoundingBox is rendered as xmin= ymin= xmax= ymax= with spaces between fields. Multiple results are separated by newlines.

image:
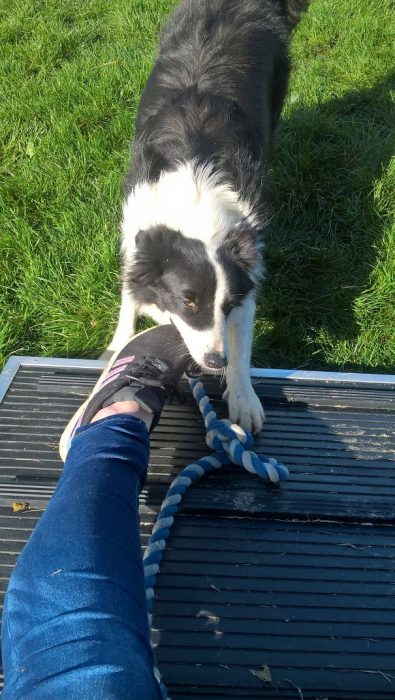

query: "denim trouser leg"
xmin=1 ymin=415 xmax=161 ymax=700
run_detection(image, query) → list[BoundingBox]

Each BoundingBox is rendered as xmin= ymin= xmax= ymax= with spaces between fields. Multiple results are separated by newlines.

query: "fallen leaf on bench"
xmin=250 ymin=665 xmax=272 ymax=683
xmin=12 ymin=502 xmax=30 ymax=513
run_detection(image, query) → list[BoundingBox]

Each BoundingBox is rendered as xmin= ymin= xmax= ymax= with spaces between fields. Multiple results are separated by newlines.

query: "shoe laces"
xmin=125 ymin=356 xmax=186 ymax=403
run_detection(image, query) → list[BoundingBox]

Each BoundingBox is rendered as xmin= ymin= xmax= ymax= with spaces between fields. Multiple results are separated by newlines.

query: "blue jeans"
xmin=1 ymin=416 xmax=162 ymax=699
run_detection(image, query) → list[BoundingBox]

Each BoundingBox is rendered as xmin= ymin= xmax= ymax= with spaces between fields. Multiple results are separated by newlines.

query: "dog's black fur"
xmin=125 ymin=0 xmax=307 ymax=199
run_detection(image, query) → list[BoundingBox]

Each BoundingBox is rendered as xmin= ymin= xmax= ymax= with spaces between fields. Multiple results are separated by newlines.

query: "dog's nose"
xmin=204 ymin=353 xmax=227 ymax=369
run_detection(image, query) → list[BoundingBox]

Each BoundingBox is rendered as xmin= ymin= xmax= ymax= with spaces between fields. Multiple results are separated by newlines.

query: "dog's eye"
xmin=184 ymin=299 xmax=197 ymax=311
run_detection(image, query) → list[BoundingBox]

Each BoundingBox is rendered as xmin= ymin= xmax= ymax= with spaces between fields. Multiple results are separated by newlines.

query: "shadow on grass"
xmin=255 ymin=72 xmax=395 ymax=372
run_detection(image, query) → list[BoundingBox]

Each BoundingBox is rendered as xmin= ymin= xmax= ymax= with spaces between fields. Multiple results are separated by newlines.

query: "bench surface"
xmin=0 ymin=358 xmax=394 ymax=699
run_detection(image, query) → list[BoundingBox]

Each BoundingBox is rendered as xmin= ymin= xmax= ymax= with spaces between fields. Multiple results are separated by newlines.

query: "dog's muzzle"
xmin=204 ymin=353 xmax=227 ymax=370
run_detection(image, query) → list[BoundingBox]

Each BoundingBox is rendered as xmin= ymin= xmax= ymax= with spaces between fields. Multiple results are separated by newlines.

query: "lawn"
xmin=0 ymin=0 xmax=394 ymax=371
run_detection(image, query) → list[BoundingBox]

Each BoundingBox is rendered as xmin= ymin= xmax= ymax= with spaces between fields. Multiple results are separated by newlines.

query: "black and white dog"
xmin=106 ymin=0 xmax=308 ymax=433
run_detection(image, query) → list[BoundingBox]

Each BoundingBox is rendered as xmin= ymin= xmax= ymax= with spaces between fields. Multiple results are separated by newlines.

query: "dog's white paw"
xmin=223 ymin=383 xmax=265 ymax=434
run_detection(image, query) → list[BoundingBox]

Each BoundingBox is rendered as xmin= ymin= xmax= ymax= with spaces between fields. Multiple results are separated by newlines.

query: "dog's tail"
xmin=277 ymin=0 xmax=309 ymax=29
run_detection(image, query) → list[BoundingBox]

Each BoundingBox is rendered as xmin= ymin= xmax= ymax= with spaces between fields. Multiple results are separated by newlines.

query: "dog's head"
xmin=126 ymin=224 xmax=259 ymax=372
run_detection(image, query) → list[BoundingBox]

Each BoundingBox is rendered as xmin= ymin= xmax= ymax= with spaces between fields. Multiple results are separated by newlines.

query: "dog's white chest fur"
xmin=121 ymin=162 xmax=257 ymax=258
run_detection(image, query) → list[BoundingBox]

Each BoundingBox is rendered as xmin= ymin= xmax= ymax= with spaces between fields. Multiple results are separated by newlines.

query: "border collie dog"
xmin=106 ymin=0 xmax=308 ymax=433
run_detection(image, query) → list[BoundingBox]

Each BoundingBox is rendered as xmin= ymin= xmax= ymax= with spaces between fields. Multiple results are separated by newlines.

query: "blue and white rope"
xmin=143 ymin=378 xmax=289 ymax=698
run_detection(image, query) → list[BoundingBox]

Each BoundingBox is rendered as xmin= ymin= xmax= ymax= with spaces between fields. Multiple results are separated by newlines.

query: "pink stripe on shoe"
xmin=70 ymin=355 xmax=135 ymax=440
xmin=95 ymin=355 xmax=136 ymax=390
xmin=112 ymin=354 xmax=135 ymax=369
xmin=89 ymin=354 xmax=136 ymax=394
xmin=101 ymin=367 xmax=123 ymax=383
xmin=99 ymin=372 xmax=122 ymax=390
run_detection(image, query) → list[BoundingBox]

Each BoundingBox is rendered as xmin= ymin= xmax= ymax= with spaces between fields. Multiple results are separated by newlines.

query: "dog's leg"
xmin=223 ymin=296 xmax=265 ymax=434
xmin=100 ymin=287 xmax=137 ymax=361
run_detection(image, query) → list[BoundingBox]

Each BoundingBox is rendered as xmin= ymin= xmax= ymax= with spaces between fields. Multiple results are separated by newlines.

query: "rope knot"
xmin=190 ymin=378 xmax=288 ymax=483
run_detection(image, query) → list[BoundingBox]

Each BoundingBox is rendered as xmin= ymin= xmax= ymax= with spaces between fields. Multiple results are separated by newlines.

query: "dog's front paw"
xmin=223 ymin=383 xmax=265 ymax=434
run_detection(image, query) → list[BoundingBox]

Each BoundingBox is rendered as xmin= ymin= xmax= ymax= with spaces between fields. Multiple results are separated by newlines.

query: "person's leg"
xmin=2 ymin=324 xmax=193 ymax=699
xmin=2 ymin=408 xmax=161 ymax=700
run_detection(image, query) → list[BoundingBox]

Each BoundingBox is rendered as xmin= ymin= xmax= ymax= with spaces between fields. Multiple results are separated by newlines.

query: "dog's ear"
xmin=128 ymin=227 xmax=174 ymax=289
xmin=219 ymin=224 xmax=259 ymax=272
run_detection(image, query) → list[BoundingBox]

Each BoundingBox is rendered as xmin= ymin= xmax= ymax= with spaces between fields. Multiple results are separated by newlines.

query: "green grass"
xmin=0 ymin=0 xmax=394 ymax=371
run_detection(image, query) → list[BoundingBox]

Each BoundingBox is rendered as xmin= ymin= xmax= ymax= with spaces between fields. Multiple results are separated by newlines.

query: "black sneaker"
xmin=59 ymin=324 xmax=195 ymax=461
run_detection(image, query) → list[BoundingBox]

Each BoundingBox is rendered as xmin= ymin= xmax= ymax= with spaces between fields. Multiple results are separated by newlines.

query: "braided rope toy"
xmin=143 ymin=377 xmax=289 ymax=698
